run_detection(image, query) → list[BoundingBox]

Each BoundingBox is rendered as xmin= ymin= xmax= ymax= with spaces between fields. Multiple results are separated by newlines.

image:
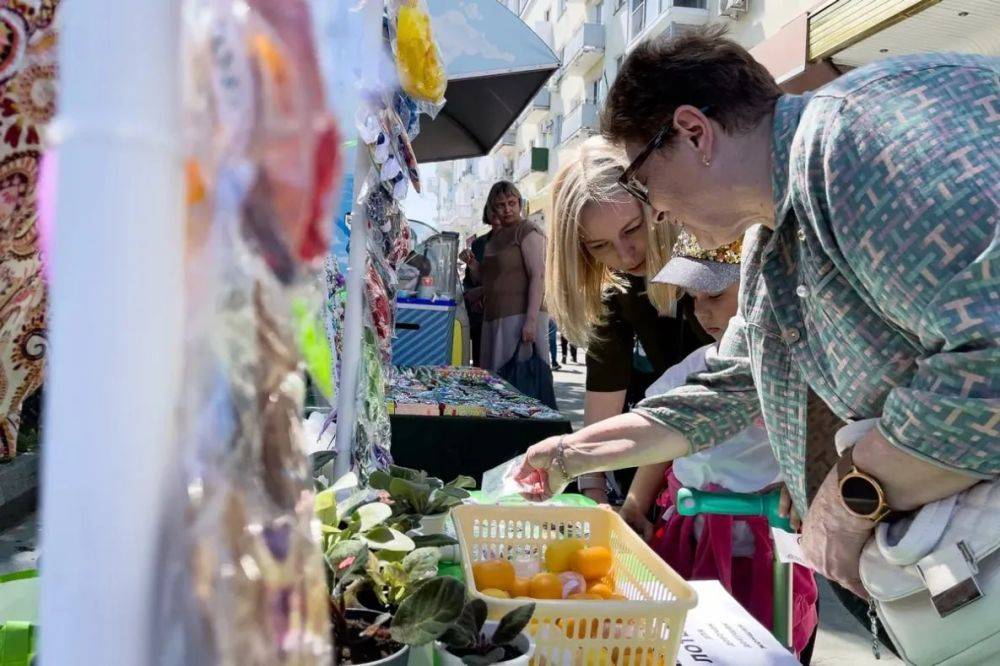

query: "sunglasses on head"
xmin=617 ymin=106 xmax=712 ymax=206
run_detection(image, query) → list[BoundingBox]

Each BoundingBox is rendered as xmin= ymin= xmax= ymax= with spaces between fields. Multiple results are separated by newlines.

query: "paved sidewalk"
xmin=551 ymin=359 xmax=899 ymax=665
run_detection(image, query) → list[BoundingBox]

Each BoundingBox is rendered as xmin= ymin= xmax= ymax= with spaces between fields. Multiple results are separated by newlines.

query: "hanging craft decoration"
xmin=170 ymin=0 xmax=339 ymax=661
xmin=392 ymin=0 xmax=447 ymax=105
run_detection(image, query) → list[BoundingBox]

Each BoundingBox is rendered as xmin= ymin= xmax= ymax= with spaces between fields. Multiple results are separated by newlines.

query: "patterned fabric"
xmin=636 ymin=54 xmax=999 ymax=513
xmin=0 ymin=1 xmax=59 ymax=458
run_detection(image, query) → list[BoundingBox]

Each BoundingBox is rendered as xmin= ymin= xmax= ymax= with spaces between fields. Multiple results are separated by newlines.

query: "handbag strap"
xmin=875 ymin=494 xmax=958 ymax=566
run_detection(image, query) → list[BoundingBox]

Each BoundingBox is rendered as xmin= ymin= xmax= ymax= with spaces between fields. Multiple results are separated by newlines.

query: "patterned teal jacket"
xmin=636 ymin=54 xmax=999 ymax=513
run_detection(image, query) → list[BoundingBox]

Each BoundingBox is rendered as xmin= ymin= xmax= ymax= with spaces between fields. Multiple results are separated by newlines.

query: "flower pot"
xmin=434 ymin=621 xmax=535 ymax=666
xmin=418 ymin=511 xmax=449 ymax=535
xmin=337 ymin=609 xmax=409 ymax=666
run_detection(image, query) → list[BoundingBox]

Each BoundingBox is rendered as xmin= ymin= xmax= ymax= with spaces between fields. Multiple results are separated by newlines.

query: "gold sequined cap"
xmin=672 ymin=229 xmax=742 ymax=264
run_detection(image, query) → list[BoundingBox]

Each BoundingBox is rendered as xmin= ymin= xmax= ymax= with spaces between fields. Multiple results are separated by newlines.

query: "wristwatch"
xmin=836 ymin=446 xmax=899 ymax=522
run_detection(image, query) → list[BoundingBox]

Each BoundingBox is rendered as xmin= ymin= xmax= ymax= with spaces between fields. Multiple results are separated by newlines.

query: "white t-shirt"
xmin=646 ymin=345 xmax=781 ymax=494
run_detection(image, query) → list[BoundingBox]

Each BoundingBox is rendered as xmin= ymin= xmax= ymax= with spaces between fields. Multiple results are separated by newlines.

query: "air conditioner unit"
xmin=540 ymin=119 xmax=555 ymax=134
xmin=720 ymin=0 xmax=748 ymax=19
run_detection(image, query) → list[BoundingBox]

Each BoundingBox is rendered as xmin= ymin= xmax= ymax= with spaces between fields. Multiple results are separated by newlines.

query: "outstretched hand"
xmin=512 ymin=436 xmax=571 ymax=501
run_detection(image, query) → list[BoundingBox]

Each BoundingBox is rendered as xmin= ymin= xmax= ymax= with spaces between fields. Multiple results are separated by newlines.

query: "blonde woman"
xmin=546 ymin=137 xmax=708 ymax=502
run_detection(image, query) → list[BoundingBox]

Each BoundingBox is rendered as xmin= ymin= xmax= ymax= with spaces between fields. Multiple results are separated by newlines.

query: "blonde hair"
xmin=545 ymin=137 xmax=679 ymax=347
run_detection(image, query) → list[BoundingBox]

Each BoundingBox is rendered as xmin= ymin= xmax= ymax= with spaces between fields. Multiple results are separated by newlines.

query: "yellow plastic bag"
xmin=395 ymin=0 xmax=446 ymax=104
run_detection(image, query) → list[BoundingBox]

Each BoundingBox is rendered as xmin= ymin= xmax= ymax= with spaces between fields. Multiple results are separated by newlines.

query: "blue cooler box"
xmin=393 ymin=297 xmax=456 ymax=366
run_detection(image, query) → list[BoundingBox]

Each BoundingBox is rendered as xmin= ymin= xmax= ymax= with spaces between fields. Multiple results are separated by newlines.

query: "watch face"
xmin=841 ymin=475 xmax=881 ymax=517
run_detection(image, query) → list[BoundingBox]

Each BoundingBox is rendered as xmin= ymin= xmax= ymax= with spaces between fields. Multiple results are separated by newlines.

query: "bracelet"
xmin=553 ymin=436 xmax=569 ymax=479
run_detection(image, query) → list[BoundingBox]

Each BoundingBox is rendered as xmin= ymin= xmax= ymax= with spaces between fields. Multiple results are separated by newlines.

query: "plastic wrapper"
xmin=390 ymin=0 xmax=447 ymax=107
xmin=168 ymin=0 xmax=340 ymax=662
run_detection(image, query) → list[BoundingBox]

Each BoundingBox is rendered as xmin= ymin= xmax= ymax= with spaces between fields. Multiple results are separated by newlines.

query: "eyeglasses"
xmin=617 ymin=106 xmax=711 ymax=206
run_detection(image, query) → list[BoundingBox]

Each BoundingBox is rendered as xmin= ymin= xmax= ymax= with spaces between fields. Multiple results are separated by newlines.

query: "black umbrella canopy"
xmin=413 ymin=0 xmax=560 ymax=163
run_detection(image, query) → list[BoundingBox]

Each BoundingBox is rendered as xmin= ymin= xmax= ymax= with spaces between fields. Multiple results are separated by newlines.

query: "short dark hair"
xmin=602 ymin=25 xmax=781 ymax=146
xmin=486 ymin=180 xmax=522 ymax=212
xmin=482 ymin=204 xmax=491 ymax=225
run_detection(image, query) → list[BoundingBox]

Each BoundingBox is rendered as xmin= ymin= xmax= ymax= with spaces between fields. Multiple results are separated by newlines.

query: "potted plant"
xmin=316 ymin=472 xmax=419 ymax=665
xmin=326 ymin=540 xmax=410 ymax=666
xmin=390 ymin=577 xmax=536 ymax=666
xmin=368 ymin=465 xmax=476 ymax=535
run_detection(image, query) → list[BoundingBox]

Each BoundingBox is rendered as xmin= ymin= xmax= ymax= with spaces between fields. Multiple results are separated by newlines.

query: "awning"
xmin=807 ymin=0 xmax=1000 ymax=67
xmin=750 ymin=13 xmax=840 ymax=94
xmin=412 ymin=0 xmax=560 ymax=163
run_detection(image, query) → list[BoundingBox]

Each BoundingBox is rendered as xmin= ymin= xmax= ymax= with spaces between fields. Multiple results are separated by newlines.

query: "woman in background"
xmin=479 ymin=180 xmax=549 ymax=372
xmin=460 ymin=205 xmax=499 ymax=367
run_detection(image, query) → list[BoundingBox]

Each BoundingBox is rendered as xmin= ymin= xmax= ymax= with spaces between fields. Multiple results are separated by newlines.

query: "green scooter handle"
xmin=674 ymin=487 xmax=795 ymax=650
xmin=675 ymin=488 xmax=792 ymax=534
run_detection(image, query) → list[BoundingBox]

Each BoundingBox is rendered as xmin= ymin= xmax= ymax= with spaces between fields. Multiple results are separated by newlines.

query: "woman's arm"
xmin=514 ymin=412 xmax=692 ymax=500
xmin=520 ymin=230 xmax=545 ymax=343
xmin=577 ymin=390 xmax=628 ymax=502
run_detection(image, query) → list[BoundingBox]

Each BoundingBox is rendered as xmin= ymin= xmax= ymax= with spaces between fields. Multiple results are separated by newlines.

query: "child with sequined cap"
xmin=620 ymin=231 xmax=820 ymax=659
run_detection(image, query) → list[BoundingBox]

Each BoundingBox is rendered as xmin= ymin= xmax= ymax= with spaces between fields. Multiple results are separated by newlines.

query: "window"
xmin=557 ymin=0 xmax=566 ymax=18
xmin=590 ymin=79 xmax=600 ymax=104
xmin=592 ymin=1 xmax=605 ymax=24
xmin=615 ymin=0 xmax=626 ymax=12
xmin=630 ymin=0 xmax=646 ymax=39
xmin=616 ymin=54 xmax=624 ymax=76
xmin=673 ymin=0 xmax=707 ymax=7
xmin=554 ymin=114 xmax=564 ymax=144
xmin=544 ymin=9 xmax=550 ymax=21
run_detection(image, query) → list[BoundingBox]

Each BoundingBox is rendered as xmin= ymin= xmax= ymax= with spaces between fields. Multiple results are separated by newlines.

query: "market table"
xmin=388 ymin=366 xmax=572 ymax=482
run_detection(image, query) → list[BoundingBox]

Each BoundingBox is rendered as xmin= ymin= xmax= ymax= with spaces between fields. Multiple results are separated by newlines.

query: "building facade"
xmin=430 ymin=0 xmax=999 ymax=240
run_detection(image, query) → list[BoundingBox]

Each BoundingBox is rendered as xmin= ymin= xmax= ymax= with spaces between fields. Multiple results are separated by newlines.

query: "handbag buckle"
xmin=916 ymin=540 xmax=983 ymax=618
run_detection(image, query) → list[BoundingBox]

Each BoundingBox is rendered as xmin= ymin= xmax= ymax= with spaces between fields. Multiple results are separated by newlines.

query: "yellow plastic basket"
xmin=451 ymin=504 xmax=697 ymax=666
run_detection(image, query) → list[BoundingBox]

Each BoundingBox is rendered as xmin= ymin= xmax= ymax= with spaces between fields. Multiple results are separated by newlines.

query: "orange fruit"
xmin=472 ymin=560 xmax=515 ymax=593
xmin=510 ymin=577 xmax=531 ymax=598
xmin=570 ymin=546 xmax=614 ymax=580
xmin=586 ymin=582 xmax=614 ymax=599
xmin=544 ymin=538 xmax=585 ymax=573
xmin=568 ymin=593 xmax=602 ymax=600
xmin=529 ymin=572 xmax=564 ymax=599
xmin=481 ymin=588 xmax=511 ymax=599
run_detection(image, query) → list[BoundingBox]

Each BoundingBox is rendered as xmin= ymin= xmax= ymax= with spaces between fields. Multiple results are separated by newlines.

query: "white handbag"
xmin=836 ymin=420 xmax=1000 ymax=665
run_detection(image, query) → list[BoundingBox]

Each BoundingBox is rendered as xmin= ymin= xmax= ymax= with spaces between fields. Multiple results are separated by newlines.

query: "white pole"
xmin=39 ymin=0 xmax=183 ymax=663
xmin=333 ymin=146 xmax=371 ymax=479
xmin=333 ymin=0 xmax=383 ymax=479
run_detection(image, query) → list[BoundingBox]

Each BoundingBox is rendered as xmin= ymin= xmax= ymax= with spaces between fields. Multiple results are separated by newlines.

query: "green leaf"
xmin=311 ymin=450 xmax=337 ymax=478
xmin=357 ymin=502 xmax=393 ymax=532
xmin=363 ymin=526 xmax=416 ymax=552
xmin=368 ymin=469 xmax=391 ymax=491
xmin=463 ymin=648 xmax=506 ymax=666
xmin=331 ymin=472 xmax=359 ymax=493
xmin=390 ymin=577 xmax=467 ymax=646
xmin=448 ymin=475 xmax=477 ymax=491
xmin=336 ymin=489 xmax=373 ymax=524
xmin=412 ymin=534 xmax=459 ymax=548
xmin=390 ymin=477 xmax=430 ymax=514
xmin=389 ymin=465 xmax=425 ymax=482
xmin=440 ymin=598 xmax=487 ymax=649
xmin=402 ymin=547 xmax=441 ymax=581
xmin=314 ymin=488 xmax=338 ymax=526
xmin=492 ymin=603 xmax=535 ymax=646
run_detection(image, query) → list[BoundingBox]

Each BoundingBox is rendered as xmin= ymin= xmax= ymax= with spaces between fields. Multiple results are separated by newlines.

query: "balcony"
xmin=525 ymin=88 xmax=551 ymax=122
xmin=496 ymin=127 xmax=518 ymax=157
xmin=564 ymin=23 xmax=605 ymax=76
xmin=514 ymin=147 xmax=549 ymax=187
xmin=560 ymin=100 xmax=599 ymax=146
xmin=629 ymin=0 xmax=709 ymax=44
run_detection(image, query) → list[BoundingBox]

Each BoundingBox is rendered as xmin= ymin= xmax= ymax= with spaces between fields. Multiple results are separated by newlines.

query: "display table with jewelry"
xmin=388 ymin=366 xmax=570 ymax=481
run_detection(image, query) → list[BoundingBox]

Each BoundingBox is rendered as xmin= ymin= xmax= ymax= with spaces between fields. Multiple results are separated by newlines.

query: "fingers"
xmin=778 ymin=485 xmax=791 ymax=518
xmin=789 ymin=507 xmax=802 ymax=532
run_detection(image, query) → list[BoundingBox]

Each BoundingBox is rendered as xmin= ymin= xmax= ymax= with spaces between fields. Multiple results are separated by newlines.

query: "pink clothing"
xmin=649 ymin=467 xmax=819 ymax=656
